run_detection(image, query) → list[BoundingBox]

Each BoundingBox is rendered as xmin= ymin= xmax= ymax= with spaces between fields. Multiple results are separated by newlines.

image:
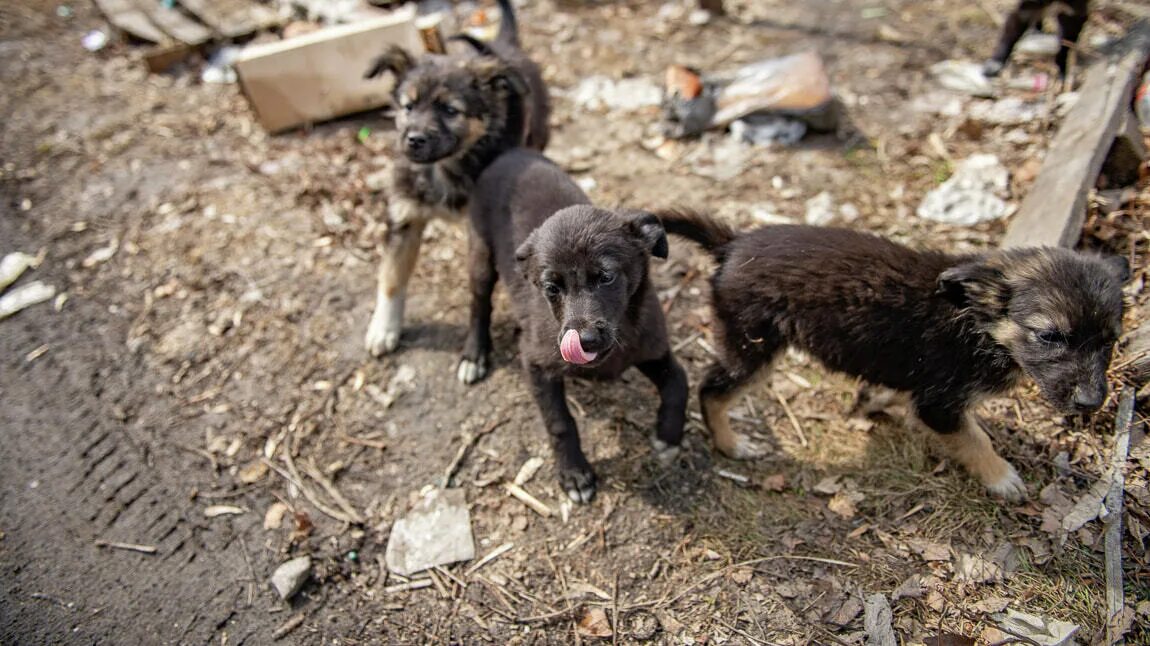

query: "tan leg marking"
xmin=926 ymin=413 xmax=1026 ymax=501
xmin=365 ymin=218 xmax=427 ymax=356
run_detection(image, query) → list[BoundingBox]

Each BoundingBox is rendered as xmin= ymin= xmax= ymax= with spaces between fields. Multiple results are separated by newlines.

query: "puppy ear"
xmin=627 ymin=211 xmax=669 ymax=259
xmin=937 ymin=261 xmax=1009 ymax=315
xmin=467 ymin=57 xmax=529 ymax=97
xmin=1101 ymin=255 xmax=1131 ymax=283
xmin=365 ymin=46 xmax=414 ymax=81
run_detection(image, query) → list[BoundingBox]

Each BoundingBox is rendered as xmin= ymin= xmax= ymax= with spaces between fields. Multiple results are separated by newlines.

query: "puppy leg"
xmin=1054 ymin=9 xmax=1086 ymax=78
xmin=913 ymin=402 xmax=1026 ymax=501
xmin=525 ymin=362 xmax=596 ymax=503
xmin=984 ymin=1 xmax=1043 ymax=76
xmin=365 ymin=220 xmax=427 ymax=356
xmin=636 ymin=351 xmax=689 ymax=464
xmin=458 ymin=229 xmax=497 ymax=384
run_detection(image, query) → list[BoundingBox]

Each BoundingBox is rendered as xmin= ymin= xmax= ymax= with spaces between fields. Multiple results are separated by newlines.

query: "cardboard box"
xmin=235 ymin=5 xmax=421 ymax=133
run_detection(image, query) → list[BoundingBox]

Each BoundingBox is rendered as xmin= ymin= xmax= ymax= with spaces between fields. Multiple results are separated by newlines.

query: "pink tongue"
xmin=560 ymin=329 xmax=598 ymax=365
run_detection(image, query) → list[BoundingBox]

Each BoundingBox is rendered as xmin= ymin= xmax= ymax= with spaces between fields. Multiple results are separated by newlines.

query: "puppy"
xmin=656 ymin=209 xmax=1128 ymax=501
xmin=459 ymin=149 xmax=688 ymax=503
xmin=983 ymin=0 xmax=1089 ymax=78
xmin=362 ymin=0 xmax=550 ymax=357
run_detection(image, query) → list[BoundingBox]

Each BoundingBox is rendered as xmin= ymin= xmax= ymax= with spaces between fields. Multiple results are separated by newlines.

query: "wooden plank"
xmin=1103 ymin=388 xmax=1134 ymax=644
xmin=94 ymin=0 xmax=169 ymax=44
xmin=179 ymin=0 xmax=281 ymax=40
xmin=1002 ymin=20 xmax=1150 ymax=248
xmin=141 ymin=1 xmax=212 ymax=45
xmin=234 ymin=5 xmax=421 ymax=133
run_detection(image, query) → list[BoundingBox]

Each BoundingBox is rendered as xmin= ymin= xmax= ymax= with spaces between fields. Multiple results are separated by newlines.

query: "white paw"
xmin=457 ymin=357 xmax=488 ymax=385
xmin=985 ymin=463 xmax=1026 ymax=502
xmin=566 ymin=483 xmax=596 ymax=504
xmin=365 ymin=297 xmax=404 ymax=357
xmin=651 ymin=438 xmax=681 ymax=465
xmin=722 ymin=436 xmax=768 ymax=460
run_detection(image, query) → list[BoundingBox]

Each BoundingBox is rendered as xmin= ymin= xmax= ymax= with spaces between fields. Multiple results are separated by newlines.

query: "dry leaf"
xmin=730 ymin=568 xmax=753 ymax=584
xmin=955 ymin=553 xmax=1002 ymax=584
xmin=814 ymin=475 xmax=842 ymax=495
xmin=762 ymin=473 xmax=786 ymax=492
xmin=923 ymin=633 xmax=975 ymax=646
xmin=828 ymin=596 xmax=864 ymax=626
xmin=576 ymin=607 xmax=613 ymax=638
xmin=828 ymin=490 xmax=865 ymax=519
xmin=974 ymin=596 xmax=1011 ymax=614
xmin=907 ymin=539 xmax=950 ymax=562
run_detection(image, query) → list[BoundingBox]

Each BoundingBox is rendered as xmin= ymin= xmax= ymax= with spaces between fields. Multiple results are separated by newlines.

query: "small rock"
xmin=570 ymin=76 xmax=662 ymax=112
xmin=805 ymin=191 xmax=836 ymax=225
xmin=917 ymin=154 xmax=1010 ymax=225
xmin=264 ymin=502 xmax=289 ymax=530
xmin=385 ymin=488 xmax=475 ymax=576
xmin=271 ymin=556 xmax=311 ymax=601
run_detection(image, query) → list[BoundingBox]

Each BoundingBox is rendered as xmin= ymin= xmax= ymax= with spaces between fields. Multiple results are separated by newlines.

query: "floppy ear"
xmin=514 ymin=237 xmax=535 ymax=280
xmin=467 ymin=57 xmax=529 ymax=98
xmin=1101 ymin=255 xmax=1131 ymax=283
xmin=365 ymin=46 xmax=414 ymax=81
xmin=937 ymin=261 xmax=1009 ymax=315
xmin=626 ymin=211 xmax=669 ymax=259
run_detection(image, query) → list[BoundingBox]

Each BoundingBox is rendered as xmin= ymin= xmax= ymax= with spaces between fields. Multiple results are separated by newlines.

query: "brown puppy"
xmin=657 ymin=209 xmax=1128 ymax=501
xmin=983 ymin=0 xmax=1089 ymax=78
xmin=460 ymin=149 xmax=688 ymax=503
xmin=363 ymin=0 xmax=550 ymax=356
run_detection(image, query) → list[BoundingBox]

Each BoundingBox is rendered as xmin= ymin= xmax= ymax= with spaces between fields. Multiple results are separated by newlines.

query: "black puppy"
xmin=459 ymin=149 xmax=688 ymax=503
xmin=984 ymin=0 xmax=1089 ymax=78
xmin=657 ymin=209 xmax=1127 ymax=501
xmin=362 ymin=0 xmax=550 ymax=357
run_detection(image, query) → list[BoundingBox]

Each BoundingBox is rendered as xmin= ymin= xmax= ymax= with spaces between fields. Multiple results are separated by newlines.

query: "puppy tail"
xmin=495 ymin=0 xmax=521 ymax=48
xmin=653 ymin=209 xmax=736 ymax=258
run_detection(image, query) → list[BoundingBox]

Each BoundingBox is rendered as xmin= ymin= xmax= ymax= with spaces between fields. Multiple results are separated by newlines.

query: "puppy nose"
xmin=578 ymin=326 xmax=606 ymax=353
xmin=405 ymin=133 xmax=427 ymax=149
xmin=1072 ymin=386 xmax=1104 ymax=412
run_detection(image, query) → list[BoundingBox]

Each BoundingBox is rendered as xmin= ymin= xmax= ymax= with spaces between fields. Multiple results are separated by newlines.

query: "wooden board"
xmin=234 ymin=5 xmax=421 ymax=133
xmin=179 ymin=0 xmax=281 ymax=40
xmin=1002 ymin=20 xmax=1150 ymax=248
xmin=94 ymin=0 xmax=169 ymax=44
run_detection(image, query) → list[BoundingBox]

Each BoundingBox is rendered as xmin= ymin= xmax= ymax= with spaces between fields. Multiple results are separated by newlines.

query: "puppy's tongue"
xmin=560 ymin=329 xmax=598 ymax=365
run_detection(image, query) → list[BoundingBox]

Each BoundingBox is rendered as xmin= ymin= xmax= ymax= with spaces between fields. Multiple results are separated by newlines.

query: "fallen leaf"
xmin=847 ymin=524 xmax=870 ymax=539
xmin=892 ymin=574 xmax=928 ymax=601
xmin=762 ymin=473 xmax=786 ymax=492
xmin=955 ymin=553 xmax=1002 ymax=584
xmin=814 ymin=475 xmax=842 ymax=495
xmin=923 ymin=633 xmax=975 ymax=646
xmin=1060 ymin=479 xmax=1109 ymax=533
xmin=973 ymin=596 xmax=1011 ymax=614
xmin=204 ymin=505 xmax=246 ymax=518
xmin=993 ymin=609 xmax=1079 ymax=645
xmin=730 ymin=568 xmax=753 ymax=585
xmin=907 ymin=539 xmax=950 ymax=562
xmin=577 ymin=607 xmax=613 ymax=638
xmin=828 ymin=596 xmax=864 ymax=626
xmin=828 ymin=490 xmax=865 ymax=519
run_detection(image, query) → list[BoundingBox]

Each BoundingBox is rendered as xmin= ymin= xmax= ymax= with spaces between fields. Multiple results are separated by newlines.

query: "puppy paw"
xmin=650 ymin=438 xmax=681 ymax=466
xmin=365 ymin=319 xmax=401 ymax=357
xmin=984 ymin=462 xmax=1026 ymax=502
xmin=982 ymin=59 xmax=1004 ymax=77
xmin=457 ymin=356 xmax=488 ymax=385
xmin=718 ymin=436 xmax=768 ymax=460
xmin=558 ymin=465 xmax=597 ymax=504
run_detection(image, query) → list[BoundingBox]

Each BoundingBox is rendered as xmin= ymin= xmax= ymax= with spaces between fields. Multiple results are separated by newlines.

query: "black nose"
xmin=578 ymin=325 xmax=608 ymax=353
xmin=1072 ymin=388 xmax=1104 ymax=412
xmin=405 ymin=133 xmax=427 ymax=150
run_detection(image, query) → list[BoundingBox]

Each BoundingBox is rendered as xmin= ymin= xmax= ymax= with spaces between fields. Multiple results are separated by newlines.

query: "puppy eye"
xmin=1035 ymin=329 xmax=1066 ymax=345
xmin=598 ymin=272 xmax=616 ymax=286
xmin=400 ymin=102 xmax=414 ymax=113
xmin=543 ymin=282 xmax=562 ymax=298
xmin=440 ymin=104 xmax=460 ymax=117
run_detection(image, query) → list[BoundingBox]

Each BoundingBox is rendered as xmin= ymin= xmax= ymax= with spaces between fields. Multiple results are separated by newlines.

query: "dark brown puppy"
xmin=657 ymin=209 xmax=1127 ymax=501
xmin=362 ymin=0 xmax=550 ymax=357
xmin=460 ymin=149 xmax=688 ymax=503
xmin=983 ymin=0 xmax=1089 ymax=78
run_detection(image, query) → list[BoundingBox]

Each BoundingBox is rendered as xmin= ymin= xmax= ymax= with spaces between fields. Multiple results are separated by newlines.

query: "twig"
xmin=433 ymin=565 xmax=467 ymax=589
xmin=716 ymin=469 xmax=750 ymax=485
xmin=505 ymin=483 xmax=553 ymax=517
xmin=173 ymin=443 xmax=218 ymax=471
xmin=384 ymin=580 xmax=433 ymax=594
xmin=337 ymin=433 xmax=387 ymax=450
xmin=262 ymin=458 xmax=358 ymax=525
xmin=301 ymin=458 xmax=364 ymax=523
xmin=271 ymin=614 xmax=305 ymax=641
xmin=1105 ymin=387 xmax=1135 ymax=644
xmin=672 ymin=330 xmax=703 ymax=354
xmin=94 ymin=540 xmax=158 ymax=554
xmin=466 ymin=542 xmax=515 ymax=577
xmin=770 ymin=389 xmax=808 ymax=447
xmin=441 ymin=418 xmax=508 ymax=488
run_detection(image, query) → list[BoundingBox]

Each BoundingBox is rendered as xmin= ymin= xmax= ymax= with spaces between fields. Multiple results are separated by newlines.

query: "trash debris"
xmin=81 ymin=29 xmax=108 ymax=52
xmin=917 ymin=154 xmax=1010 ymax=225
xmin=993 ymin=610 xmax=1079 ymax=646
xmin=0 ymin=252 xmax=38 ymax=291
xmin=569 ymin=75 xmax=663 ymax=113
xmin=931 ymin=60 xmax=995 ymax=98
xmin=864 ymin=593 xmax=897 ymax=646
xmin=0 ymin=281 xmax=57 ymax=320
xmin=663 ymin=51 xmax=838 ymax=139
xmin=385 ymin=488 xmax=475 ymax=576
xmin=729 ymin=114 xmax=807 ymax=147
xmin=271 ymin=556 xmax=312 ymax=600
xmin=968 ymin=97 xmax=1048 ymax=126
xmin=804 ymin=191 xmax=836 ymax=225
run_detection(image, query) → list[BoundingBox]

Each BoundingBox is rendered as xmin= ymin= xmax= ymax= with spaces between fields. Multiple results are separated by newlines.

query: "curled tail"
xmin=653 ymin=208 xmax=736 ymax=258
xmin=495 ymin=0 xmax=520 ymax=47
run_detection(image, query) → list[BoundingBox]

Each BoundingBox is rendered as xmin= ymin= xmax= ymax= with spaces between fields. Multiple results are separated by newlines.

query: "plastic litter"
xmin=931 ymin=60 xmax=995 ymax=97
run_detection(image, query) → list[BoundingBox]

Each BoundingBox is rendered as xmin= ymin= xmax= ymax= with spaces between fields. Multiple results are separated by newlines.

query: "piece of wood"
xmin=864 ymin=594 xmax=897 ymax=646
xmin=179 ymin=0 xmax=281 ymax=40
xmin=94 ymin=0 xmax=169 ymax=44
xmin=1104 ymin=388 xmax=1135 ymax=645
xmin=234 ymin=5 xmax=422 ymax=133
xmin=1003 ymin=20 xmax=1150 ymax=248
xmin=144 ymin=42 xmax=199 ymax=74
xmin=1102 ymin=110 xmax=1150 ymax=187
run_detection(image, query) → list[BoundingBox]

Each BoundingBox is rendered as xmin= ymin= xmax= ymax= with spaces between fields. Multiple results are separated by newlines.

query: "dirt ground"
xmin=2 ymin=0 xmax=1150 ymax=644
